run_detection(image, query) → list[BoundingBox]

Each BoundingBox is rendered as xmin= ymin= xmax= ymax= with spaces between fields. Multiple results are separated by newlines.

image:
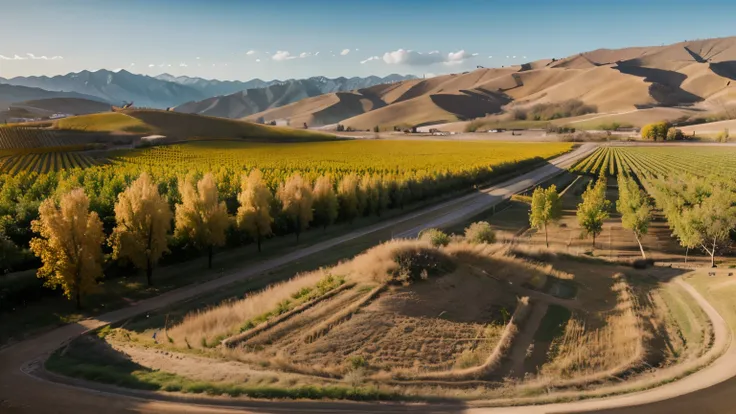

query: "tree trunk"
xmin=146 ymin=258 xmax=153 ymax=286
xmin=635 ymin=234 xmax=646 ymax=259
xmin=295 ymin=216 xmax=301 ymax=243
xmin=146 ymin=222 xmax=154 ymax=286
xmin=208 ymin=245 xmax=213 ymax=269
xmin=75 ymin=288 xmax=81 ymax=310
xmin=685 ymin=246 xmax=689 ymax=264
xmin=592 ymin=233 xmax=596 ymax=249
xmin=544 ymin=223 xmax=549 ymax=248
xmin=711 ymin=252 xmax=716 ymax=268
xmin=257 ymin=232 xmax=262 ymax=253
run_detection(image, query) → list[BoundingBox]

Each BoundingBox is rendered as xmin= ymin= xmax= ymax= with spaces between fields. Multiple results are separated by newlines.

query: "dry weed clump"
xmin=348 ymin=239 xmax=455 ymax=285
xmin=539 ymin=273 xmax=644 ymax=381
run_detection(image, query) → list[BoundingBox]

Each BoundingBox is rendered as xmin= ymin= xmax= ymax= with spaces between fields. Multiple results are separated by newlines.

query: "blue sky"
xmin=2 ymin=0 xmax=736 ymax=81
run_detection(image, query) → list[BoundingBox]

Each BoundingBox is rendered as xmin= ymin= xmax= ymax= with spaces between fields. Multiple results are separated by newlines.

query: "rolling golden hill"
xmin=244 ymin=36 xmax=736 ymax=130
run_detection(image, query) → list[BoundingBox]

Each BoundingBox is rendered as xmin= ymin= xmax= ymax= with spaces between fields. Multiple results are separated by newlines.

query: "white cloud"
xmin=299 ymin=52 xmax=310 ymax=58
xmin=382 ymin=49 xmax=477 ymax=66
xmin=256 ymin=58 xmax=261 ymax=62
xmin=340 ymin=49 xmax=350 ymax=56
xmin=360 ymin=56 xmax=380 ymax=64
xmin=246 ymin=50 xmax=256 ymax=55
xmin=355 ymin=48 xmax=360 ymax=51
xmin=272 ymin=50 xmax=297 ymax=61
xmin=472 ymin=53 xmax=479 ymax=57
xmin=488 ymin=56 xmax=493 ymax=58
xmin=0 ymin=54 xmax=27 ymax=60
xmin=315 ymin=51 xmax=320 ymax=56
xmin=148 ymin=64 xmax=155 ymax=67
xmin=446 ymin=50 xmax=474 ymax=65
xmin=130 ymin=63 xmax=135 ymax=66
xmin=179 ymin=63 xmax=188 ymax=67
xmin=24 ymin=53 xmax=63 ymax=60
xmin=196 ymin=57 xmax=201 ymax=60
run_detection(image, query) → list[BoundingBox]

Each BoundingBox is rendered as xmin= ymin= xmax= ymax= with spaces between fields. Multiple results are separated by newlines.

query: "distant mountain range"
xmin=0 ymin=70 xmax=416 ymax=112
xmin=0 ymin=84 xmax=106 ymax=108
xmin=174 ymin=74 xmax=417 ymax=119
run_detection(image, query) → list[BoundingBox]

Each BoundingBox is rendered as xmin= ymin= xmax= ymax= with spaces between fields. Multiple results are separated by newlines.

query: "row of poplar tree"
xmin=529 ymin=173 xmax=653 ymax=258
xmin=30 ymin=170 xmax=389 ymax=308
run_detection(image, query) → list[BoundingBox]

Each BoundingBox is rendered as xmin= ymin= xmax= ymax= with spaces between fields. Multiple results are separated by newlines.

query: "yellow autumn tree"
xmin=109 ymin=172 xmax=173 ymax=285
xmin=30 ymin=188 xmax=105 ymax=308
xmin=312 ymin=175 xmax=338 ymax=230
xmin=174 ymin=173 xmax=230 ymax=268
xmin=337 ymin=173 xmax=360 ymax=223
xmin=277 ymin=173 xmax=313 ymax=242
xmin=236 ymin=169 xmax=273 ymax=252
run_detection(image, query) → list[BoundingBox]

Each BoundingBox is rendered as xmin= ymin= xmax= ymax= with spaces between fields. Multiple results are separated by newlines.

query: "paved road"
xmin=18 ymin=141 xmax=726 ymax=414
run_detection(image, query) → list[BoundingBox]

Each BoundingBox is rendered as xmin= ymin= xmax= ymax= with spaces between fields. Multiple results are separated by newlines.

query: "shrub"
xmin=666 ymin=127 xmax=684 ymax=141
xmin=641 ymin=121 xmax=670 ymax=141
xmin=373 ymin=125 xmax=379 ymax=133
xmin=388 ymin=247 xmax=455 ymax=284
xmin=464 ymin=221 xmax=496 ymax=244
xmin=417 ymin=228 xmax=450 ymax=247
xmin=717 ymin=128 xmax=730 ymax=143
xmin=511 ymin=108 xmax=528 ymax=120
xmin=547 ymin=125 xmax=576 ymax=134
xmin=511 ymin=100 xmax=597 ymax=122
xmin=464 ymin=118 xmax=485 ymax=132
xmin=631 ymin=258 xmax=655 ymax=269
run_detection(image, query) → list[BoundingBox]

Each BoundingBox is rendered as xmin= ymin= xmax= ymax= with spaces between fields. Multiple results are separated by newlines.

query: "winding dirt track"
xmin=10 ymin=143 xmax=732 ymax=414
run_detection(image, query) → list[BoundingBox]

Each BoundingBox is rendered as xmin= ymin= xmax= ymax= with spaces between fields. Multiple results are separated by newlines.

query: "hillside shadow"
xmin=429 ymin=93 xmax=510 ymax=119
xmin=683 ymin=46 xmax=708 ymax=63
xmin=614 ymin=64 xmax=703 ymax=105
xmin=710 ymin=61 xmax=736 ymax=81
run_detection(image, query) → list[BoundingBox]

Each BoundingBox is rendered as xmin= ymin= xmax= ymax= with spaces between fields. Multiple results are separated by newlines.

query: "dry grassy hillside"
xmin=51 ymin=110 xmax=334 ymax=141
xmin=245 ymin=36 xmax=736 ymax=131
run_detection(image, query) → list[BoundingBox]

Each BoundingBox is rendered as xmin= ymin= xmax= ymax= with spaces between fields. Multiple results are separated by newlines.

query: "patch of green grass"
xmin=236 ymin=273 xmax=346 ymax=333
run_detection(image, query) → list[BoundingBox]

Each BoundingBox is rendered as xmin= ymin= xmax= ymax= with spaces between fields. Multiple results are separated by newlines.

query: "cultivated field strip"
xmin=572 ymin=146 xmax=736 ymax=180
xmin=0 ymin=151 xmax=96 ymax=174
